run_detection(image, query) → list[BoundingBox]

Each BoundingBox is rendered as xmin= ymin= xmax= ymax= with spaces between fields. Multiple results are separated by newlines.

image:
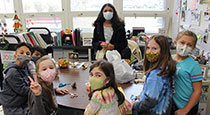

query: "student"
xmin=84 ymin=60 xmax=132 ymax=115
xmin=31 ymin=46 xmax=46 ymax=63
xmin=28 ymin=55 xmax=78 ymax=115
xmin=171 ymin=30 xmax=203 ymax=115
xmin=28 ymin=46 xmax=46 ymax=75
xmin=132 ymin=35 xmax=176 ymax=115
xmin=0 ymin=42 xmax=33 ymax=115
xmin=92 ymin=3 xmax=128 ymax=60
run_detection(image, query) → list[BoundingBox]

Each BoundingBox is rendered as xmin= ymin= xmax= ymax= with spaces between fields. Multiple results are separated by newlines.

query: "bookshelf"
xmin=52 ymin=46 xmax=93 ymax=62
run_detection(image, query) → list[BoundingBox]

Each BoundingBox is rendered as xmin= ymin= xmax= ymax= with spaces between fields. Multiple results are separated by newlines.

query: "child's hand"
xmin=28 ymin=75 xmax=42 ymax=96
xmin=55 ymin=89 xmax=70 ymax=95
xmin=69 ymin=93 xmax=78 ymax=98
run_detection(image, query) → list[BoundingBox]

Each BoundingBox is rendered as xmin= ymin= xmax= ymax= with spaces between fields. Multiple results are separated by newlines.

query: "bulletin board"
xmin=173 ymin=0 xmax=210 ymax=56
xmin=172 ymin=1 xmax=210 ymax=115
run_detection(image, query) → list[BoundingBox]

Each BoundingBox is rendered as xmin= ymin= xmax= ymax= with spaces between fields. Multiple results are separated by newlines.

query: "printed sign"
xmin=0 ymin=50 xmax=15 ymax=69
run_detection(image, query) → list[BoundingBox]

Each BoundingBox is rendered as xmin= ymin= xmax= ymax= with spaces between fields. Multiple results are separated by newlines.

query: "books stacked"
xmin=17 ymin=32 xmax=48 ymax=48
xmin=53 ymin=29 xmax=81 ymax=47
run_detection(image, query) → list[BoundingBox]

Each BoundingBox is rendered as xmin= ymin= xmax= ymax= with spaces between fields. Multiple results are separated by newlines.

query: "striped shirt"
xmin=84 ymin=87 xmax=132 ymax=115
xmin=173 ymin=56 xmax=203 ymax=109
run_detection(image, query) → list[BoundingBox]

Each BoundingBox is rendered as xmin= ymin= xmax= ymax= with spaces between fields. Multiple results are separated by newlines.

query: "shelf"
xmin=52 ymin=46 xmax=93 ymax=49
xmin=52 ymin=46 xmax=93 ymax=62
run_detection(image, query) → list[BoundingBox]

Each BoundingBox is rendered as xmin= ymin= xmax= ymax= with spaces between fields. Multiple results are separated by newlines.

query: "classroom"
xmin=0 ymin=0 xmax=210 ymax=115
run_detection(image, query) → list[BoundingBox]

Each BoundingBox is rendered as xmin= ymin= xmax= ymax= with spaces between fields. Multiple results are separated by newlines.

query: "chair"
xmin=127 ymin=40 xmax=142 ymax=62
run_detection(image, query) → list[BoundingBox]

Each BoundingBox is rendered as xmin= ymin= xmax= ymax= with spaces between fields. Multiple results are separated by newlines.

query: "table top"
xmin=54 ymin=64 xmax=143 ymax=110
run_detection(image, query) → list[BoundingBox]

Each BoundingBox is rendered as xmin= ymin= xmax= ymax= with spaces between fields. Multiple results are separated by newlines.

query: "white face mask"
xmin=176 ymin=44 xmax=193 ymax=56
xmin=103 ymin=11 xmax=113 ymax=20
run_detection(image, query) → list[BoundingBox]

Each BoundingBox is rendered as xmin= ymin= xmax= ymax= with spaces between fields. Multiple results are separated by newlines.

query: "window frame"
xmin=0 ymin=0 xmax=171 ymax=35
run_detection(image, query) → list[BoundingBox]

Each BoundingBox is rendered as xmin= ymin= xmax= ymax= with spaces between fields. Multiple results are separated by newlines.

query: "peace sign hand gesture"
xmin=28 ymin=75 xmax=42 ymax=96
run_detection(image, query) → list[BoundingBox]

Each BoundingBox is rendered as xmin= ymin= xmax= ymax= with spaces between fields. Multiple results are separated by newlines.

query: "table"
xmin=54 ymin=64 xmax=143 ymax=111
xmin=54 ymin=67 xmax=90 ymax=110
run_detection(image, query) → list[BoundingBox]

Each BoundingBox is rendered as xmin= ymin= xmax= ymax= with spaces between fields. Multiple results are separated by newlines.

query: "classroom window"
xmin=22 ymin=0 xmax=62 ymax=13
xmin=25 ymin=18 xmax=62 ymax=32
xmin=123 ymin=0 xmax=166 ymax=11
xmin=0 ymin=0 xmax=14 ymax=13
xmin=73 ymin=17 xmax=96 ymax=33
xmin=125 ymin=17 xmax=164 ymax=33
xmin=71 ymin=0 xmax=113 ymax=11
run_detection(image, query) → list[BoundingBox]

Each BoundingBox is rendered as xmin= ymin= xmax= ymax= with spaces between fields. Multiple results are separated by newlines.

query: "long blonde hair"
xmin=36 ymin=55 xmax=57 ymax=109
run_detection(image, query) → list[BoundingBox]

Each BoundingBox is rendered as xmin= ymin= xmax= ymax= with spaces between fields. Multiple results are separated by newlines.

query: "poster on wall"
xmin=200 ymin=31 xmax=209 ymax=51
xmin=191 ymin=10 xmax=201 ymax=26
xmin=182 ymin=0 xmax=188 ymax=10
xmin=202 ymin=30 xmax=209 ymax=44
xmin=183 ymin=10 xmax=192 ymax=29
xmin=181 ymin=11 xmax=186 ymax=21
xmin=191 ymin=0 xmax=197 ymax=11
xmin=204 ymin=11 xmax=210 ymax=21
xmin=0 ymin=50 xmax=15 ymax=69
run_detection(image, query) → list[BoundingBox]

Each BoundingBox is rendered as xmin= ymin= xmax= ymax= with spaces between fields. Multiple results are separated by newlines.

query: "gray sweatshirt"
xmin=0 ymin=62 xmax=31 ymax=107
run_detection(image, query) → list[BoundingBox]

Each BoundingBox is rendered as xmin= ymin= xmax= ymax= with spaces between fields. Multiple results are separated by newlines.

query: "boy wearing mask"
xmin=0 ymin=42 xmax=32 ymax=115
xmin=28 ymin=46 xmax=46 ymax=75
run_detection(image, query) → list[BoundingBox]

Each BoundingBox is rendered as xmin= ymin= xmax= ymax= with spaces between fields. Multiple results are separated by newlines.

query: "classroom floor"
xmin=0 ymin=105 xmax=4 ymax=115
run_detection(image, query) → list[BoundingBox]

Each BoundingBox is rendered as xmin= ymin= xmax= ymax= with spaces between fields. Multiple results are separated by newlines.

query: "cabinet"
xmin=52 ymin=46 xmax=93 ymax=62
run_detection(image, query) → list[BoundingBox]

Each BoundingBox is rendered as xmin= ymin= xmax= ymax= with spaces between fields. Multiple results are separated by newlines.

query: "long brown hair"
xmin=143 ymin=35 xmax=176 ymax=78
xmin=36 ymin=55 xmax=57 ymax=109
xmin=88 ymin=60 xmax=125 ymax=106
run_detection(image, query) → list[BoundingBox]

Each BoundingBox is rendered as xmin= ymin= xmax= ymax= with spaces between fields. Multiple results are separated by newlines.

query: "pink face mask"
xmin=40 ymin=68 xmax=56 ymax=83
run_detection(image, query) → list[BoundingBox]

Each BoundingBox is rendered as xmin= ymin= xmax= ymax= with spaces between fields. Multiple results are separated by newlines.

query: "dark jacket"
xmin=92 ymin=22 xmax=128 ymax=57
xmin=0 ymin=62 xmax=31 ymax=107
xmin=28 ymin=84 xmax=57 ymax=115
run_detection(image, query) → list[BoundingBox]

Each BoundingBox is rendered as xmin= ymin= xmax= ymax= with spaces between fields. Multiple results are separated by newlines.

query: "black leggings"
xmin=170 ymin=101 xmax=199 ymax=115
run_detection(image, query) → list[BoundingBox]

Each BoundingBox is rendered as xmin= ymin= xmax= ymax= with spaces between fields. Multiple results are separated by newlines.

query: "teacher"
xmin=92 ymin=3 xmax=128 ymax=60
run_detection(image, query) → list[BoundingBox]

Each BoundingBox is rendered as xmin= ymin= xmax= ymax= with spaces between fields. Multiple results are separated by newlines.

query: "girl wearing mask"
xmin=92 ymin=3 xmax=128 ymax=60
xmin=171 ymin=30 xmax=203 ymax=115
xmin=84 ymin=60 xmax=132 ymax=114
xmin=28 ymin=55 xmax=77 ymax=115
xmin=132 ymin=35 xmax=176 ymax=115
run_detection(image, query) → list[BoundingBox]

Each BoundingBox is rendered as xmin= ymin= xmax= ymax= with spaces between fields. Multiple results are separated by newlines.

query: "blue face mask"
xmin=103 ymin=11 xmax=113 ymax=20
